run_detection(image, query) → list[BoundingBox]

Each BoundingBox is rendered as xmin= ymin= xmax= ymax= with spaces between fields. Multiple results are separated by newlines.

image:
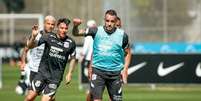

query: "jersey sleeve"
xmin=37 ymin=34 xmax=48 ymax=46
xmin=35 ymin=32 xmax=42 ymax=41
xmin=69 ymin=40 xmax=76 ymax=59
xmin=82 ymin=36 xmax=93 ymax=55
xmin=85 ymin=27 xmax=97 ymax=38
xmin=122 ymin=32 xmax=130 ymax=49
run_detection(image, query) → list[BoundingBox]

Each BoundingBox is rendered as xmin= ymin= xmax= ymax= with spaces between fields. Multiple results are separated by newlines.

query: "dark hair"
xmin=57 ymin=18 xmax=71 ymax=26
xmin=105 ymin=9 xmax=117 ymax=16
xmin=117 ymin=16 xmax=121 ymax=21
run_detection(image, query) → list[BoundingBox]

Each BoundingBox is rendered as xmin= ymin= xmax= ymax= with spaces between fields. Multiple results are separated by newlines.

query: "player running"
xmin=16 ymin=15 xmax=56 ymax=96
xmin=72 ymin=9 xmax=131 ymax=101
xmin=25 ymin=18 xmax=76 ymax=101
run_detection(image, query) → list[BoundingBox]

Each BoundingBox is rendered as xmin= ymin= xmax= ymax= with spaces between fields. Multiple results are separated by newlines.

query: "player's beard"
xmin=106 ymin=25 xmax=113 ymax=31
xmin=47 ymin=28 xmax=54 ymax=33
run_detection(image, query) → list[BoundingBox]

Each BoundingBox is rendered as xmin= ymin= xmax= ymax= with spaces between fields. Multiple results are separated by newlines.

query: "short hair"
xmin=44 ymin=15 xmax=56 ymax=22
xmin=87 ymin=20 xmax=96 ymax=28
xmin=57 ymin=18 xmax=71 ymax=26
xmin=105 ymin=9 xmax=117 ymax=16
xmin=117 ymin=16 xmax=121 ymax=21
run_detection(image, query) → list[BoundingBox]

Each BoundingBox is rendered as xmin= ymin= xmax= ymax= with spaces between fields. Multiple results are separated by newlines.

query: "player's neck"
xmin=103 ymin=26 xmax=116 ymax=34
xmin=56 ymin=33 xmax=67 ymax=41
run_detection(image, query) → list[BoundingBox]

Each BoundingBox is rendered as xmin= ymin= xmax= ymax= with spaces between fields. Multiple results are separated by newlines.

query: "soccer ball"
xmin=15 ymin=82 xmax=27 ymax=95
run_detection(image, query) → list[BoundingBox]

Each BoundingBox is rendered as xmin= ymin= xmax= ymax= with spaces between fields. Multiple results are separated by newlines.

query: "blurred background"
xmin=1 ymin=0 xmax=201 ymax=44
xmin=0 ymin=0 xmax=201 ymax=101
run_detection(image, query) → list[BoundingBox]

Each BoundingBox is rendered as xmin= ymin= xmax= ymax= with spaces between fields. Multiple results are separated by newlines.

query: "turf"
xmin=0 ymin=63 xmax=201 ymax=101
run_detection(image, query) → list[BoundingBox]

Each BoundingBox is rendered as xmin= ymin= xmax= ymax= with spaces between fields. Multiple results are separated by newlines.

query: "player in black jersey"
xmin=25 ymin=18 xmax=76 ymax=101
xmin=16 ymin=15 xmax=56 ymax=96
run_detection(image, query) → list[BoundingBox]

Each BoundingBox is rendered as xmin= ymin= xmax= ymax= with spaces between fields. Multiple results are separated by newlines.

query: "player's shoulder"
xmin=64 ymin=36 xmax=76 ymax=49
xmin=116 ymin=28 xmax=124 ymax=33
xmin=39 ymin=30 xmax=45 ymax=35
xmin=97 ymin=26 xmax=104 ymax=30
xmin=47 ymin=32 xmax=57 ymax=38
xmin=66 ymin=36 xmax=76 ymax=45
xmin=87 ymin=26 xmax=98 ymax=34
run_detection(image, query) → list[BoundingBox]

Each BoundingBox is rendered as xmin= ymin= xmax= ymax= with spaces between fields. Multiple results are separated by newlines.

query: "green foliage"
xmin=3 ymin=0 xmax=25 ymax=13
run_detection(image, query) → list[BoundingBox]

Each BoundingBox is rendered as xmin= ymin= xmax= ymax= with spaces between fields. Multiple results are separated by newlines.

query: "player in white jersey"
xmin=27 ymin=30 xmax=46 ymax=73
xmin=17 ymin=16 xmax=56 ymax=98
xmin=15 ymin=49 xmax=30 ymax=95
xmin=80 ymin=20 xmax=96 ymax=70
xmin=78 ymin=20 xmax=96 ymax=101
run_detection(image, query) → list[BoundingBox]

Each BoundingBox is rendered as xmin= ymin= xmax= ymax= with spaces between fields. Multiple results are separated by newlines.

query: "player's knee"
xmin=24 ymin=91 xmax=37 ymax=101
xmin=25 ymin=95 xmax=35 ymax=101
xmin=93 ymin=99 xmax=102 ymax=101
xmin=41 ymin=95 xmax=52 ymax=101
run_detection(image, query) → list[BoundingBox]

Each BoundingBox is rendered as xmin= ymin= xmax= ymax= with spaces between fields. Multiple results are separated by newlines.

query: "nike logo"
xmin=195 ymin=63 xmax=201 ymax=77
xmin=157 ymin=62 xmax=184 ymax=77
xmin=128 ymin=62 xmax=147 ymax=75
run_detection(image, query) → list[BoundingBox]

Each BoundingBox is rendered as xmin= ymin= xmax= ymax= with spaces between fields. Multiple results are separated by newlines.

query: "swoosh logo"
xmin=196 ymin=63 xmax=201 ymax=77
xmin=157 ymin=62 xmax=184 ymax=77
xmin=128 ymin=62 xmax=147 ymax=75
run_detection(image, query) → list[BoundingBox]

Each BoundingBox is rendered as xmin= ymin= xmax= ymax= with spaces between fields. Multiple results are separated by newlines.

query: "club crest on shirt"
xmin=64 ymin=42 xmax=69 ymax=48
xmin=35 ymin=80 xmax=41 ymax=87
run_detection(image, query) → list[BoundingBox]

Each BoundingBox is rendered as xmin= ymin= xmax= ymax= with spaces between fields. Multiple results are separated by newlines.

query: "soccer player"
xmin=116 ymin=16 xmax=122 ymax=28
xmin=79 ymin=20 xmax=96 ymax=101
xmin=79 ymin=20 xmax=96 ymax=66
xmin=25 ymin=18 xmax=76 ymax=101
xmin=16 ymin=15 xmax=56 ymax=96
xmin=73 ymin=9 xmax=132 ymax=101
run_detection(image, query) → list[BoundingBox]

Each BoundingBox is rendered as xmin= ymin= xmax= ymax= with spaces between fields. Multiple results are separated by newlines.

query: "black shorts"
xmin=81 ymin=59 xmax=91 ymax=83
xmin=28 ymin=71 xmax=37 ymax=90
xmin=90 ymin=68 xmax=123 ymax=101
xmin=30 ymin=73 xmax=60 ymax=97
xmin=81 ymin=59 xmax=91 ymax=69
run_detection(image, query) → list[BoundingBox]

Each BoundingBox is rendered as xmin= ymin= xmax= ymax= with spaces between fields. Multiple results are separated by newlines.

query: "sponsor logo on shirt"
xmin=49 ymin=46 xmax=65 ymax=60
xmin=51 ymin=46 xmax=63 ymax=52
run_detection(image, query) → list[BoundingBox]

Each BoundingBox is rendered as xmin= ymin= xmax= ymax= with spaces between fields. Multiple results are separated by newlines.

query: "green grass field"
xmin=0 ymin=63 xmax=201 ymax=101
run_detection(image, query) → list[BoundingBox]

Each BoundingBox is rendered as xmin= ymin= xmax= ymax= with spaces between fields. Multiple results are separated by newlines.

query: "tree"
xmin=3 ymin=0 xmax=25 ymax=13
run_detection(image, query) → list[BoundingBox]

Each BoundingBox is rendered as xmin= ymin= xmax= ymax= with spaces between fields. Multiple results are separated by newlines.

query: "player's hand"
xmin=18 ymin=61 xmax=25 ymax=71
xmin=79 ymin=29 xmax=85 ymax=34
xmin=31 ymin=25 xmax=39 ymax=38
xmin=73 ymin=18 xmax=82 ymax=26
xmin=65 ymin=73 xmax=72 ymax=85
xmin=121 ymin=69 xmax=128 ymax=84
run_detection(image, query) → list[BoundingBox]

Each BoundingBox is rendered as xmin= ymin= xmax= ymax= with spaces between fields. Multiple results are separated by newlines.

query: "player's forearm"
xmin=72 ymin=26 xmax=84 ymax=36
xmin=124 ymin=48 xmax=132 ymax=70
xmin=20 ymin=47 xmax=29 ymax=64
xmin=26 ymin=36 xmax=36 ymax=49
xmin=72 ymin=26 xmax=79 ymax=36
xmin=18 ymin=47 xmax=29 ymax=70
xmin=67 ymin=58 xmax=76 ymax=74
